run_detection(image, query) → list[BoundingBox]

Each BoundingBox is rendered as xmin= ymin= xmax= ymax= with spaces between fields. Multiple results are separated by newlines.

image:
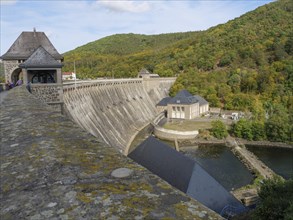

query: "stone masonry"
xmin=31 ymin=85 xmax=63 ymax=103
xmin=3 ymin=60 xmax=19 ymax=81
xmin=30 ymin=84 xmax=64 ymax=113
xmin=0 ymin=86 xmax=222 ymax=220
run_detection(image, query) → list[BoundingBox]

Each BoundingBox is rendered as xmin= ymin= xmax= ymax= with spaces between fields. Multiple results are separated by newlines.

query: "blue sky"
xmin=1 ymin=0 xmax=274 ymax=55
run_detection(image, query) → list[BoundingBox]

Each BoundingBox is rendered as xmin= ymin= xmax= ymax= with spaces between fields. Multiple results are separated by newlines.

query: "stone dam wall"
xmin=0 ymin=86 xmax=222 ymax=219
xmin=63 ymin=78 xmax=176 ymax=154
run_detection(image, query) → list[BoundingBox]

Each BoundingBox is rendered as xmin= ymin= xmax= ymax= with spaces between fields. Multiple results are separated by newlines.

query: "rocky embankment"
xmin=240 ymin=140 xmax=293 ymax=149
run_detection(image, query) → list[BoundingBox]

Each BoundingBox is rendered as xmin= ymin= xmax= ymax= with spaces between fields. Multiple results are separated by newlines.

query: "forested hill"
xmin=63 ymin=0 xmax=292 ymax=79
xmin=63 ymin=0 xmax=292 ymax=142
xmin=65 ymin=32 xmax=199 ymax=57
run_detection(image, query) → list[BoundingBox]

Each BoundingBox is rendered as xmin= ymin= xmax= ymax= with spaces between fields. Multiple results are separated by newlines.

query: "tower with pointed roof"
xmin=1 ymin=29 xmax=64 ymax=112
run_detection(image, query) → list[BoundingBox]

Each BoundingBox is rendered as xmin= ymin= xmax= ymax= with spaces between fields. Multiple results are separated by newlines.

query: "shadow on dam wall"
xmin=63 ymin=78 xmax=175 ymax=153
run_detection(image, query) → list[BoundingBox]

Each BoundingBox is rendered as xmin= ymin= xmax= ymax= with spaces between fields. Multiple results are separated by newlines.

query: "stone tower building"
xmin=1 ymin=29 xmax=64 ymax=112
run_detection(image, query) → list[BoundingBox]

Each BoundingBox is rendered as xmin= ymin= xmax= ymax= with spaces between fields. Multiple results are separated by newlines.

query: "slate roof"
xmin=138 ymin=68 xmax=151 ymax=75
xmin=168 ymin=89 xmax=198 ymax=105
xmin=194 ymin=95 xmax=208 ymax=105
xmin=1 ymin=31 xmax=63 ymax=60
xmin=19 ymin=46 xmax=63 ymax=68
xmin=176 ymin=89 xmax=193 ymax=97
xmin=157 ymin=97 xmax=172 ymax=106
xmin=163 ymin=90 xmax=208 ymax=106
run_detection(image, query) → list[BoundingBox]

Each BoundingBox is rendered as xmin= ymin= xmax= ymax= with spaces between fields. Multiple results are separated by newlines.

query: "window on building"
xmin=32 ymin=72 xmax=55 ymax=83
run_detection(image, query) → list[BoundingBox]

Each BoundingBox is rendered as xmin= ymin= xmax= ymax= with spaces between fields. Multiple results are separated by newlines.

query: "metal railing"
xmin=220 ymin=204 xmax=249 ymax=219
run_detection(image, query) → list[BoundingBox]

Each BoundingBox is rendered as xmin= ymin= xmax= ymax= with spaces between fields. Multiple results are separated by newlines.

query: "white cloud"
xmin=98 ymin=0 xmax=151 ymax=13
xmin=0 ymin=0 xmax=274 ymax=55
xmin=0 ymin=0 xmax=17 ymax=6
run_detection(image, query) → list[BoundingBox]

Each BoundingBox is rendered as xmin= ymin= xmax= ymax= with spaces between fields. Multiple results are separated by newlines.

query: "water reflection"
xmin=183 ymin=145 xmax=253 ymax=191
xmin=246 ymin=146 xmax=293 ymax=179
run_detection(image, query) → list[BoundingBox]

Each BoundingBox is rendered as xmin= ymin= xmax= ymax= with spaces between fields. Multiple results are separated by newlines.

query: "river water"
xmin=182 ymin=145 xmax=253 ymax=191
xmin=246 ymin=145 xmax=293 ymax=179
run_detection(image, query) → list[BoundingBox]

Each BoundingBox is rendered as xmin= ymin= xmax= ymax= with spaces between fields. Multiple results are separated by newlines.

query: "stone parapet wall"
xmin=63 ymin=78 xmax=143 ymax=91
xmin=31 ymin=84 xmax=63 ymax=103
xmin=154 ymin=126 xmax=199 ymax=141
xmin=31 ymin=84 xmax=64 ymax=113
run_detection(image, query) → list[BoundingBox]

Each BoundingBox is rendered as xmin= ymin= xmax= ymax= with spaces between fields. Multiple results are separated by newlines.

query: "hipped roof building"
xmin=157 ymin=90 xmax=209 ymax=119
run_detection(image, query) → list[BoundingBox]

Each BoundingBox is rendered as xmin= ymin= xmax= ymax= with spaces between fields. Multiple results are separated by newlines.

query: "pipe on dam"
xmin=63 ymin=78 xmax=176 ymax=153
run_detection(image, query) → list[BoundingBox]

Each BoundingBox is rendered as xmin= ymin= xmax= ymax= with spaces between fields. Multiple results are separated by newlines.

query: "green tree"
xmin=169 ymin=83 xmax=184 ymax=96
xmin=206 ymin=94 xmax=221 ymax=107
xmin=252 ymin=178 xmax=293 ymax=220
xmin=228 ymin=73 xmax=241 ymax=93
xmin=284 ymin=35 xmax=293 ymax=55
xmin=217 ymin=84 xmax=232 ymax=101
xmin=251 ymin=97 xmax=266 ymax=122
xmin=232 ymin=119 xmax=253 ymax=140
xmin=211 ymin=120 xmax=228 ymax=139
xmin=265 ymin=104 xmax=290 ymax=142
xmin=251 ymin=121 xmax=266 ymax=141
xmin=265 ymin=115 xmax=290 ymax=142
xmin=218 ymin=53 xmax=234 ymax=67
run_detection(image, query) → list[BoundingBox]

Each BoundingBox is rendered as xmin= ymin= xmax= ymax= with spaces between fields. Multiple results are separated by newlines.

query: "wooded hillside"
xmin=63 ymin=0 xmax=292 ymax=141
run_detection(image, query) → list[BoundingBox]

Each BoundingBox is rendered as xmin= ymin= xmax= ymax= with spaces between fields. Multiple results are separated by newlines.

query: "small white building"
xmin=157 ymin=90 xmax=209 ymax=119
xmin=62 ymin=72 xmax=76 ymax=81
xmin=138 ymin=68 xmax=159 ymax=78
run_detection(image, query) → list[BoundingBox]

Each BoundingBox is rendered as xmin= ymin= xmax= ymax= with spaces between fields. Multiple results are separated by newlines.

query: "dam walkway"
xmin=0 ymin=86 xmax=222 ymax=219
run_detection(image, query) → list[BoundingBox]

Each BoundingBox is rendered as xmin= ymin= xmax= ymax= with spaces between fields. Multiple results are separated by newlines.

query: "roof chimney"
xmin=33 ymin=27 xmax=36 ymax=37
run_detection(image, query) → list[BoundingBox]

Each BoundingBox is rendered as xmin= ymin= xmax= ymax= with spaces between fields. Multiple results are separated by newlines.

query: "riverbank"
xmin=176 ymin=137 xmax=293 ymax=149
xmin=154 ymin=115 xmax=292 ymax=149
xmin=239 ymin=139 xmax=293 ymax=149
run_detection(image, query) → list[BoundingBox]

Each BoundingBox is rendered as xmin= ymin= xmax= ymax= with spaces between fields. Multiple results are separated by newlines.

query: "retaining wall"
xmin=152 ymin=113 xmax=199 ymax=141
xmin=154 ymin=126 xmax=199 ymax=141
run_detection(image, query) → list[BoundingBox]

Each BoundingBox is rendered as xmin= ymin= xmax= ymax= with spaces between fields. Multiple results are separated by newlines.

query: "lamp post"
xmin=74 ymin=60 xmax=76 ymax=90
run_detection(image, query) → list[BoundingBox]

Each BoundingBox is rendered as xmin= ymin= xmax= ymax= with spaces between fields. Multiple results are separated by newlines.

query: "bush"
xmin=252 ymin=178 xmax=293 ymax=220
xmin=232 ymin=119 xmax=253 ymax=140
xmin=211 ymin=120 xmax=228 ymax=139
xmin=251 ymin=122 xmax=266 ymax=141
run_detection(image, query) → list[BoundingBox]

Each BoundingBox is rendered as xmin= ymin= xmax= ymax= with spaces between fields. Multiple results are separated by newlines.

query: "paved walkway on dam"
xmin=0 ymin=90 xmax=8 ymax=105
xmin=0 ymin=86 xmax=222 ymax=220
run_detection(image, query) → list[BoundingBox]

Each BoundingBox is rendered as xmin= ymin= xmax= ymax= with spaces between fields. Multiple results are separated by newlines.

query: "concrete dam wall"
xmin=63 ymin=78 xmax=176 ymax=153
